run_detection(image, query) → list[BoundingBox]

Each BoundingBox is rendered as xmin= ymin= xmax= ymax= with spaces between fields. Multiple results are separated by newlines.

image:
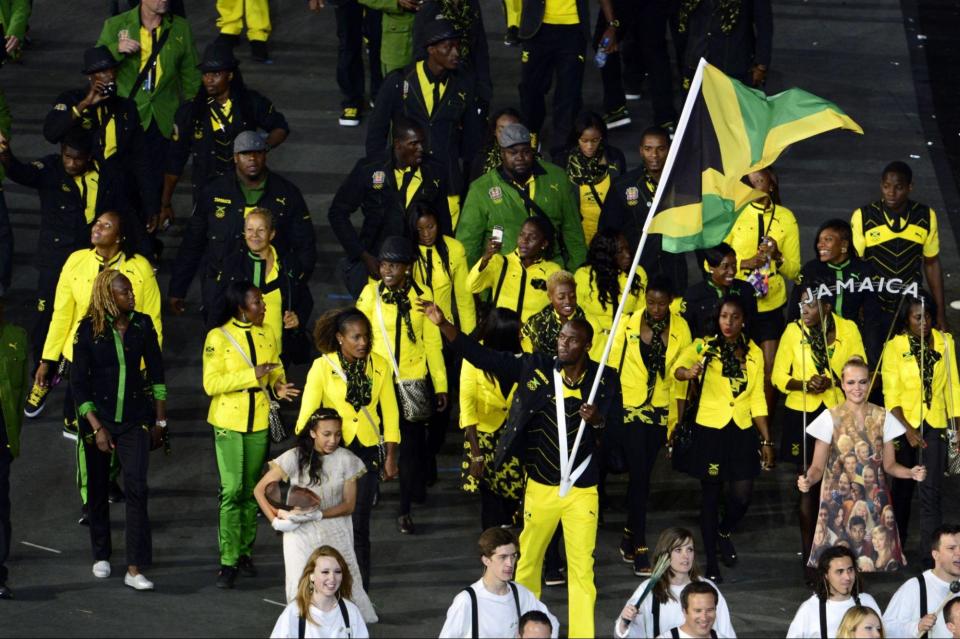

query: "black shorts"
xmin=684 ymin=421 xmax=761 ymax=481
xmin=751 ymin=305 xmax=786 ymax=343
xmin=779 ymin=406 xmax=818 ymax=468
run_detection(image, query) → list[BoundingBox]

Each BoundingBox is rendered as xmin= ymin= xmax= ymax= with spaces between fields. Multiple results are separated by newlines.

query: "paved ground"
xmin=2 ymin=0 xmax=959 ymax=637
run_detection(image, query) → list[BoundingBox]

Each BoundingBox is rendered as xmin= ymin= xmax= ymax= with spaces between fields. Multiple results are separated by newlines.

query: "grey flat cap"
xmin=234 ymin=131 xmax=267 ymax=154
xmin=497 ymin=123 xmax=531 ymax=148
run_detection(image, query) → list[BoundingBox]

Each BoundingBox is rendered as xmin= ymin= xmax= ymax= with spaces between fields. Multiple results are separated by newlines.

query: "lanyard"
xmin=552 ymin=368 xmax=591 ymax=490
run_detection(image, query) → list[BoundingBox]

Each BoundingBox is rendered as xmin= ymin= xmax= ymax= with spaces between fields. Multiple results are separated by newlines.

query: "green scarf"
xmin=678 ymin=0 xmax=742 ymax=34
xmin=566 ymin=147 xmax=608 ymax=186
xmin=482 ymin=143 xmax=500 ymax=175
xmin=380 ymin=282 xmax=417 ymax=344
xmin=522 ymin=306 xmax=587 ymax=356
xmin=805 ymin=314 xmax=834 ymax=376
xmin=338 ymin=352 xmax=373 ymax=411
xmin=908 ymin=333 xmax=941 ymax=406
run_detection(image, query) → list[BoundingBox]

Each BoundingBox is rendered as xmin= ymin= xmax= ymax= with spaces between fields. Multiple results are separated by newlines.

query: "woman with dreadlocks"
xmin=254 ymin=408 xmax=378 ymax=623
xmin=71 ymin=269 xmax=166 ymax=591
xmin=773 ymin=284 xmax=866 ymax=573
xmin=558 ymin=112 xmax=627 ymax=247
xmin=575 ymin=229 xmax=646 ymax=361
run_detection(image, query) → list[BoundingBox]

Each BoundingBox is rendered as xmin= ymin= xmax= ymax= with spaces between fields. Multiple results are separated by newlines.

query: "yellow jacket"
xmin=412 ymin=236 xmax=476 ymax=334
xmin=357 ymin=280 xmax=448 ymax=394
xmin=610 ymin=310 xmax=692 ymax=430
xmin=42 ymin=249 xmax=162 ymax=362
xmin=724 ymin=202 xmax=801 ymax=311
xmin=202 ymin=320 xmax=285 ymax=432
xmin=459 ymin=360 xmax=517 ymax=433
xmin=467 ymin=251 xmax=560 ymax=322
xmin=772 ymin=314 xmax=865 ymax=411
xmin=295 ymin=352 xmax=401 ymax=445
xmin=574 ymin=265 xmax=646 ymax=361
xmin=881 ymin=330 xmax=960 ymax=429
xmin=672 ymin=337 xmax=768 ymax=429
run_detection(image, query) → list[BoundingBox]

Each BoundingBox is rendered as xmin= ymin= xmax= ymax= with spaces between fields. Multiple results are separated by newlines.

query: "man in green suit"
xmin=0 ymin=0 xmax=30 ymax=59
xmin=0 ymin=295 xmax=29 ymax=599
xmin=359 ymin=0 xmax=415 ymax=76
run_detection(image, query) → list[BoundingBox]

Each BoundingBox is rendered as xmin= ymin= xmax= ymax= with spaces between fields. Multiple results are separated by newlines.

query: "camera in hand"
xmin=100 ymin=82 xmax=117 ymax=98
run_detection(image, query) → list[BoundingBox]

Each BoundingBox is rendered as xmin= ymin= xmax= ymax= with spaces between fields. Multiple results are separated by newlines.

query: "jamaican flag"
xmin=651 ymin=61 xmax=863 ymax=253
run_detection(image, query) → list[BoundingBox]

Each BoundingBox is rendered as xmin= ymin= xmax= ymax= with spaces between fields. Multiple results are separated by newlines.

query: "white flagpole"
xmin=559 ymin=57 xmax=710 ymax=497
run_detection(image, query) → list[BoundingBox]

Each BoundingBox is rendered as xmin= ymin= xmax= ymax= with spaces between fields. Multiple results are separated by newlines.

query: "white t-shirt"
xmin=786 ymin=593 xmax=881 ymax=638
xmin=438 ymin=579 xmax=559 ymax=638
xmin=656 ymin=628 xmax=708 ymax=639
xmin=270 ymin=600 xmax=369 ymax=638
xmin=805 ymin=407 xmax=905 ymax=444
xmin=615 ymin=579 xmax=736 ymax=638
xmin=883 ymin=570 xmax=956 ymax=638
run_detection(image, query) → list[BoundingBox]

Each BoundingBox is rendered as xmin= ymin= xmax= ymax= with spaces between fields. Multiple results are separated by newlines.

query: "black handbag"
xmin=671 ymin=362 xmax=708 ymax=473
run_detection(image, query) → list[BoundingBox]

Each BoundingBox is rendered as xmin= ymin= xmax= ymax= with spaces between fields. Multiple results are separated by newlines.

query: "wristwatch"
xmin=608 ymin=18 xmax=620 ymax=27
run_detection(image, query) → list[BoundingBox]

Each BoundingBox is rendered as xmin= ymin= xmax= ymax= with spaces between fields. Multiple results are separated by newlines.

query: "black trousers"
xmin=347 ymin=441 xmax=379 ymax=590
xmin=624 ymin=418 xmax=666 ymax=550
xmin=84 ymin=421 xmax=151 ymax=566
xmin=0 ymin=412 xmax=11 ymax=585
xmin=334 ymin=1 xmax=383 ymax=108
xmin=398 ymin=416 xmax=427 ymax=516
xmin=140 ymin=121 xmax=169 ymax=261
xmin=480 ymin=485 xmax=518 ymax=530
xmin=519 ymin=24 xmax=585 ymax=153
xmin=891 ymin=427 xmax=949 ymax=553
xmin=0 ymin=187 xmax=12 ymax=294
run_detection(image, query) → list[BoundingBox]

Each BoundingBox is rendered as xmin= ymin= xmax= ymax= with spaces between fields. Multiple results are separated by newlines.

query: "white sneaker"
xmin=92 ymin=561 xmax=111 ymax=578
xmin=124 ymin=572 xmax=154 ymax=591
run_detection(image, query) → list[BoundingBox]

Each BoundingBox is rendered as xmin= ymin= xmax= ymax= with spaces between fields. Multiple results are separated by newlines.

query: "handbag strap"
xmin=322 ymin=354 xmax=383 ymax=445
xmin=374 ymin=287 xmax=403 ymax=381
xmin=218 ymin=327 xmax=274 ymax=404
xmin=127 ymin=24 xmax=172 ymax=101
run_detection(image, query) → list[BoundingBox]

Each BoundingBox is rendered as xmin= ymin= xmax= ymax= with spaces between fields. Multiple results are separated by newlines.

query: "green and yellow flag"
xmin=651 ymin=61 xmax=863 ymax=253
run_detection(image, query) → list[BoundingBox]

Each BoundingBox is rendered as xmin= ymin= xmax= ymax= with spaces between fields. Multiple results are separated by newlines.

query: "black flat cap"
xmin=198 ymin=41 xmax=239 ymax=73
xmin=423 ymin=18 xmax=460 ymax=47
xmin=378 ymin=236 xmax=415 ymax=264
xmin=81 ymin=46 xmax=121 ymax=75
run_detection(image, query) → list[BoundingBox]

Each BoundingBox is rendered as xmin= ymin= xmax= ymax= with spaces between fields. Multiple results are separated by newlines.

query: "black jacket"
xmin=43 ymin=89 xmax=156 ymax=218
xmin=449 ymin=331 xmax=622 ymax=486
xmin=2 ymin=153 xmax=129 ymax=269
xmin=366 ymin=63 xmax=483 ymax=192
xmin=683 ymin=0 xmax=773 ymax=80
xmin=169 ymin=171 xmax=316 ymax=299
xmin=412 ymin=0 xmax=492 ymax=106
xmin=328 ymin=152 xmax=452 ymax=262
xmin=787 ymin=256 xmax=880 ymax=326
xmin=681 ymin=279 xmax=759 ymax=339
xmin=519 ymin=0 xmax=590 ymax=40
xmin=166 ymin=89 xmax=289 ymax=193
xmin=72 ymin=311 xmax=164 ymax=429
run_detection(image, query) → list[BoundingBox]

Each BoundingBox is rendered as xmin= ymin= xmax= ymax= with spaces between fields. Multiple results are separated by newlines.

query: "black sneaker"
xmin=238 ymin=555 xmax=257 ymax=577
xmin=603 ymin=106 xmax=631 ymax=130
xmin=108 ymin=481 xmax=125 ymax=504
xmin=618 ymin=534 xmax=635 ymax=563
xmin=718 ymin=531 xmax=737 ymax=567
xmin=23 ymin=382 xmax=50 ymax=418
xmin=214 ymin=33 xmax=241 ymax=48
xmin=62 ymin=419 xmax=78 ymax=442
xmin=633 ymin=550 xmax=652 ymax=577
xmin=250 ymin=40 xmax=272 ymax=64
xmin=544 ymin=567 xmax=566 ymax=587
xmin=704 ymin=565 xmax=724 ymax=584
xmin=504 ymin=26 xmax=520 ymax=47
xmin=78 ymin=505 xmax=90 ymax=526
xmin=216 ymin=565 xmax=238 ymax=589
xmin=339 ymin=107 xmax=360 ymax=127
xmin=397 ymin=515 xmax=415 ymax=535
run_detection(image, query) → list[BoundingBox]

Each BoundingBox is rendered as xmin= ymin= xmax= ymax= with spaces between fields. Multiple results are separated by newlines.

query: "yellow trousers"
xmin=504 ymin=0 xmax=521 ymax=28
xmin=517 ymin=479 xmax=598 ymax=638
xmin=217 ymin=0 xmax=272 ymax=41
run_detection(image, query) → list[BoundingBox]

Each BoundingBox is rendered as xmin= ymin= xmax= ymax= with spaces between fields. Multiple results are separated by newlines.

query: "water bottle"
xmin=594 ymin=36 xmax=610 ymax=68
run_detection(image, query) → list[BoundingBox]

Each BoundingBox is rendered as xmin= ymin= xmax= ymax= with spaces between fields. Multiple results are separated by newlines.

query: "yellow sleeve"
xmin=42 ymin=254 xmax=80 ymax=361
xmin=671 ymin=341 xmax=701 ymax=399
xmin=202 ymin=329 xmax=258 ymax=396
xmin=724 ymin=211 xmax=753 ymax=273
xmin=946 ymin=334 xmax=960 ymax=418
xmin=771 ymin=323 xmax=799 ymax=394
xmin=778 ymin=208 xmax=801 ymax=282
xmin=421 ymin=292 xmax=448 ymax=394
xmin=356 ymin=281 xmax=376 ymax=323
xmin=608 ymin=313 xmax=630 ymax=372
xmin=136 ymin=260 xmax=163 ymax=349
xmin=378 ymin=366 xmax=401 ymax=443
xmin=880 ymin=339 xmax=903 ymax=412
xmin=295 ymin=359 xmax=326 ymax=434
xmin=449 ymin=239 xmax=476 ymax=334
xmin=467 ymin=254 xmax=502 ymax=294
xmin=448 ymin=195 xmax=461 ymax=231
xmin=459 ymin=362 xmax=479 ymax=428
xmin=749 ymin=347 xmax=769 ymax=418
xmin=924 ymin=208 xmax=940 ymax=257
xmin=850 ymin=209 xmax=866 ymax=257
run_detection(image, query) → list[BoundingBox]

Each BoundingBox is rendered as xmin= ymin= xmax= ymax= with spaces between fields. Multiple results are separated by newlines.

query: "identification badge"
xmin=625 ymin=187 xmax=639 ymax=206
xmin=489 ymin=186 xmax=502 ymax=202
xmin=372 ymin=171 xmax=385 ymax=190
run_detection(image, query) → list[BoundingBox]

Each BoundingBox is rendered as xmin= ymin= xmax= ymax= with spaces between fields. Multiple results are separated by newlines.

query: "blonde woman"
xmin=836 ymin=606 xmax=884 ymax=638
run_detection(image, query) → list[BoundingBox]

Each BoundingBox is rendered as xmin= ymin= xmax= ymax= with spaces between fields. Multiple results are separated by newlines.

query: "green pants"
xmin=214 ymin=427 xmax=269 ymax=567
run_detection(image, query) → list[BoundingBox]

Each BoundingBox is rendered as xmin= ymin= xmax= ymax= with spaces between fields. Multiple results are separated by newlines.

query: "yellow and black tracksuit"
xmin=295 ymin=350 xmax=399 ymax=589
xmin=574 ymin=264 xmax=646 ymax=361
xmin=468 ymin=251 xmax=561 ymax=323
xmin=882 ymin=329 xmax=960 ymax=549
xmin=216 ymin=0 xmax=271 ymax=42
xmin=610 ymin=310 xmax=691 ymax=554
xmin=202 ymin=319 xmax=285 ymax=569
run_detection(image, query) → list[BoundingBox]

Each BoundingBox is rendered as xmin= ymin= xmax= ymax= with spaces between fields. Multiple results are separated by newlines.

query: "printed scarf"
xmin=438 ymin=0 xmax=475 ymax=58
xmin=522 ymin=306 xmax=587 ymax=356
xmin=338 ymin=351 xmax=373 ymax=411
xmin=806 ymin=314 xmax=834 ymax=376
xmin=380 ymin=282 xmax=417 ymax=343
xmin=642 ymin=312 xmax=670 ymax=380
xmin=908 ymin=333 xmax=941 ymax=406
xmin=566 ymin=147 xmax=608 ymax=186
xmin=678 ymin=0 xmax=742 ymax=34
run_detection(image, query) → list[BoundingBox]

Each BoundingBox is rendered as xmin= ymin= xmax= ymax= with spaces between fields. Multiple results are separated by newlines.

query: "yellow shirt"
xmin=295 ymin=352 xmax=401 ymax=445
xmin=850 ymin=206 xmax=939 ymax=258
xmin=210 ymin=97 xmax=233 ymax=132
xmin=771 ymin=314 xmax=865 ymax=412
xmin=73 ymin=170 xmax=99 ymax=224
xmin=577 ymin=174 xmax=611 ymax=246
xmin=467 ymin=251 xmax=560 ymax=322
xmin=881 ymin=330 xmax=960 ymax=429
xmin=574 ymin=265 xmax=646 ymax=361
xmin=138 ymin=24 xmax=163 ymax=90
xmin=724 ymin=202 xmax=801 ymax=311
xmin=412 ymin=237 xmax=476 ymax=334
xmin=255 ymin=246 xmax=283 ymax=351
xmin=42 ymin=249 xmax=162 ymax=362
xmin=356 ymin=280 xmax=448 ymax=394
xmin=415 ymin=61 xmax=447 ymax=115
xmin=459 ymin=360 xmax=516 ymax=433
xmin=394 ymin=166 xmax=423 ymax=207
xmin=543 ymin=0 xmax=579 ymax=24
xmin=671 ymin=338 xmax=768 ymax=429
xmin=98 ymin=106 xmax=118 ymax=159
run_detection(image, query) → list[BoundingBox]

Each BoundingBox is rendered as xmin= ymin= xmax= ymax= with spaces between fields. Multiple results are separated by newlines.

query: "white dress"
xmin=272 ymin=447 xmax=377 ymax=623
xmin=270 ymin=600 xmax=369 ymax=638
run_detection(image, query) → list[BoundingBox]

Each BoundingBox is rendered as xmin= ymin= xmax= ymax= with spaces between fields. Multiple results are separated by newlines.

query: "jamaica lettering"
xmin=803 ymin=277 xmax=920 ymax=301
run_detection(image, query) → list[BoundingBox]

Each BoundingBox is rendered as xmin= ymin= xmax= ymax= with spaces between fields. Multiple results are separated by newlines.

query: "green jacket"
xmin=97 ymin=9 xmax=201 ymax=139
xmin=358 ymin=0 xmax=413 ymax=75
xmin=456 ymin=160 xmax=587 ymax=270
xmin=0 ymin=0 xmax=30 ymax=40
xmin=0 ymin=322 xmax=28 ymax=458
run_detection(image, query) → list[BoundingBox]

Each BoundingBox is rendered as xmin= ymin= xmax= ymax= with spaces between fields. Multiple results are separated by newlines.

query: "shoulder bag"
xmin=671 ymin=358 xmax=709 ymax=473
xmin=374 ymin=287 xmax=434 ymax=422
xmin=218 ymin=327 xmax=289 ymax=443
